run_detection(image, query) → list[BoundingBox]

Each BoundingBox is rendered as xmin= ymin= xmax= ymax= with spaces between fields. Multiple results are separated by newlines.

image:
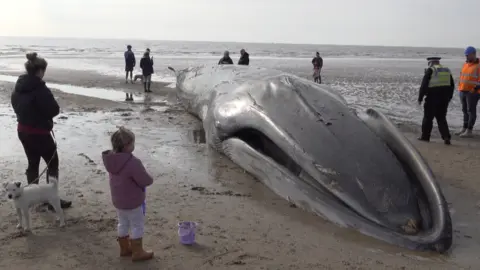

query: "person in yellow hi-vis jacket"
xmin=417 ymin=57 xmax=455 ymax=145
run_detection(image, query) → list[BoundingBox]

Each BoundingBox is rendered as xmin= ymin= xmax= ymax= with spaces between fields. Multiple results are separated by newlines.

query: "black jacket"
xmin=418 ymin=67 xmax=455 ymax=104
xmin=124 ymin=50 xmax=136 ymax=67
xmin=140 ymin=57 xmax=154 ymax=76
xmin=312 ymin=56 xmax=323 ymax=69
xmin=238 ymin=52 xmax=250 ymax=65
xmin=218 ymin=56 xmax=233 ymax=65
xmin=11 ymin=74 xmax=60 ymax=131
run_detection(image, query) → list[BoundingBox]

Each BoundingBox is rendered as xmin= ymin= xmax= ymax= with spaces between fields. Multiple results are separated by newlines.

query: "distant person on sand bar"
xmin=238 ymin=49 xmax=249 ymax=66
xmin=11 ymin=52 xmax=72 ymax=209
xmin=311 ymin=52 xmax=323 ymax=84
xmin=124 ymin=45 xmax=136 ymax=83
xmin=218 ymin=51 xmax=233 ymax=65
xmin=140 ymin=51 xmax=154 ymax=93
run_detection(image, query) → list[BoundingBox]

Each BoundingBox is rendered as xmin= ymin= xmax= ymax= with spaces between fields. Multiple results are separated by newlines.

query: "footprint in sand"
xmin=78 ymin=153 xmax=96 ymax=165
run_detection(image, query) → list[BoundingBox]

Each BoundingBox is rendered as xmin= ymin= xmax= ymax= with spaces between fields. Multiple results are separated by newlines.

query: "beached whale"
xmin=168 ymin=64 xmax=452 ymax=253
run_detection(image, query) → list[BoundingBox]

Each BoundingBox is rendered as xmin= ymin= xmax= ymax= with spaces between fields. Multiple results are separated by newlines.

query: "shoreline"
xmin=0 ymin=71 xmax=479 ymax=269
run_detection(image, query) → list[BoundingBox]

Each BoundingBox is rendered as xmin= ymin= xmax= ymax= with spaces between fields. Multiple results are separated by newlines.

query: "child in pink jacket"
xmin=101 ymin=126 xmax=154 ymax=262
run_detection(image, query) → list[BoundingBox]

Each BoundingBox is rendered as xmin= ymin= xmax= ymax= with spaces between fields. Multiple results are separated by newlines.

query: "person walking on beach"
xmin=238 ymin=49 xmax=250 ymax=66
xmin=11 ymin=52 xmax=72 ymax=209
xmin=456 ymin=46 xmax=480 ymax=138
xmin=124 ymin=45 xmax=136 ymax=83
xmin=102 ymin=127 xmax=154 ymax=262
xmin=311 ymin=52 xmax=323 ymax=84
xmin=218 ymin=51 xmax=233 ymax=65
xmin=417 ymin=57 xmax=455 ymax=145
xmin=140 ymin=51 xmax=154 ymax=93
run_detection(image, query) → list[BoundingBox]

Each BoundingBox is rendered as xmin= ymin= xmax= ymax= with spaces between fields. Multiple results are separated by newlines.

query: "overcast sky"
xmin=0 ymin=0 xmax=478 ymax=48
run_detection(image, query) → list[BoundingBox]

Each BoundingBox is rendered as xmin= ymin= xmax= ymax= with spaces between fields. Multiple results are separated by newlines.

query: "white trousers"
xmin=117 ymin=205 xmax=144 ymax=239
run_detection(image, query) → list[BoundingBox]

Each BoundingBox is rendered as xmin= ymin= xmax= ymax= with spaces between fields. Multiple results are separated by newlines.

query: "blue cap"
xmin=464 ymin=46 xmax=476 ymax=55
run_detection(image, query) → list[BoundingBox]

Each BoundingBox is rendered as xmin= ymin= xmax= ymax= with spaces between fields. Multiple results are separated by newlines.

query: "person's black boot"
xmin=60 ymin=199 xmax=72 ymax=209
xmin=147 ymin=82 xmax=151 ymax=92
xmin=417 ymin=136 xmax=429 ymax=142
xmin=144 ymin=82 xmax=147 ymax=92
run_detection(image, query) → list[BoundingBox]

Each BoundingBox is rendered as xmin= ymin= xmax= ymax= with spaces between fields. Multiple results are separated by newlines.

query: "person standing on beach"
xmin=238 ymin=49 xmax=250 ymax=66
xmin=456 ymin=46 xmax=480 ymax=138
xmin=311 ymin=52 xmax=323 ymax=84
xmin=417 ymin=57 xmax=455 ymax=145
xmin=11 ymin=52 xmax=72 ymax=209
xmin=102 ymin=127 xmax=154 ymax=261
xmin=124 ymin=45 xmax=136 ymax=83
xmin=218 ymin=51 xmax=233 ymax=65
xmin=140 ymin=51 xmax=154 ymax=92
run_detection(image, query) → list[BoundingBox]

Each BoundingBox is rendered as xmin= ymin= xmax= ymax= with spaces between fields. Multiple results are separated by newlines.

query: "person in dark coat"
xmin=238 ymin=49 xmax=250 ymax=66
xmin=417 ymin=57 xmax=455 ymax=145
xmin=140 ymin=51 xmax=154 ymax=92
xmin=124 ymin=45 xmax=136 ymax=83
xmin=11 ymin=52 xmax=72 ymax=209
xmin=218 ymin=51 xmax=233 ymax=65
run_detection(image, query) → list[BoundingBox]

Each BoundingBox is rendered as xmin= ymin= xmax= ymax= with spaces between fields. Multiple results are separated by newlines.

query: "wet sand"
xmin=0 ymin=70 xmax=479 ymax=270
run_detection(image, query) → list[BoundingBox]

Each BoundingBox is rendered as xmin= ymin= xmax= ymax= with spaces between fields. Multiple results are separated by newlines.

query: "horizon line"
xmin=0 ymin=34 xmax=466 ymax=50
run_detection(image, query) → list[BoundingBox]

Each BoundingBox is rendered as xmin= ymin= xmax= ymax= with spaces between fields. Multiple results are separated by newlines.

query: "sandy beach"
xmin=0 ymin=69 xmax=479 ymax=270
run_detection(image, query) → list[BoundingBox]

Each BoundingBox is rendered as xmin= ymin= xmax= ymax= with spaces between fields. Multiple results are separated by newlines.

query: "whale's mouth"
xmin=230 ymin=128 xmax=303 ymax=176
xmin=228 ymin=128 xmax=352 ymax=209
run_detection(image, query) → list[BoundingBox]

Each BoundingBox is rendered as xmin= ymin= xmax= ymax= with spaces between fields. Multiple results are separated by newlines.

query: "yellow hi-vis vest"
xmin=428 ymin=64 xmax=451 ymax=88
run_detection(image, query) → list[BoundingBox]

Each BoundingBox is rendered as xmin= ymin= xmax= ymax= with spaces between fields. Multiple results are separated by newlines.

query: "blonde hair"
xmin=25 ymin=52 xmax=48 ymax=75
xmin=110 ymin=126 xmax=135 ymax=152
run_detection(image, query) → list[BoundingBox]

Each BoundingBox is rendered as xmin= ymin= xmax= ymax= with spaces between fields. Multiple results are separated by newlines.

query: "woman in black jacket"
xmin=140 ymin=51 xmax=154 ymax=92
xmin=11 ymin=52 xmax=72 ymax=209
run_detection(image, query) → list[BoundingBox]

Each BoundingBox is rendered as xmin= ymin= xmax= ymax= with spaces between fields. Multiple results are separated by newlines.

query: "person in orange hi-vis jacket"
xmin=457 ymin=46 xmax=480 ymax=138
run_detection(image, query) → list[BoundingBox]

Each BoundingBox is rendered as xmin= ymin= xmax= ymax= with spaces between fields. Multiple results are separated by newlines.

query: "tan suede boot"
xmin=130 ymin=238 xmax=154 ymax=262
xmin=117 ymin=236 xmax=132 ymax=257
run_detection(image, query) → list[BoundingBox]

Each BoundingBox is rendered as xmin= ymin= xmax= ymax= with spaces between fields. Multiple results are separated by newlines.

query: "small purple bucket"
xmin=177 ymin=221 xmax=197 ymax=245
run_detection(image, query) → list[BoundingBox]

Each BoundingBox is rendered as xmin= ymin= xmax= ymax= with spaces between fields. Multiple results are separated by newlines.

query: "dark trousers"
xmin=459 ymin=91 xmax=480 ymax=130
xmin=421 ymin=99 xmax=451 ymax=140
xmin=18 ymin=131 xmax=59 ymax=184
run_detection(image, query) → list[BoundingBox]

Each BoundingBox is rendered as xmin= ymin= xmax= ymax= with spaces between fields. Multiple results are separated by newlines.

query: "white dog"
xmin=133 ymin=74 xmax=143 ymax=82
xmin=3 ymin=177 xmax=65 ymax=232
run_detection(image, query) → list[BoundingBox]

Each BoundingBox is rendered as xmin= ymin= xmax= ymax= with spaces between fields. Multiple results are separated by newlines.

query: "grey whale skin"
xmin=168 ymin=64 xmax=452 ymax=252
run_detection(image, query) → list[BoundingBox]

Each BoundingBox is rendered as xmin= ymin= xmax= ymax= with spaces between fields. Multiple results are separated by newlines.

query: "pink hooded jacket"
xmin=102 ymin=150 xmax=153 ymax=210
